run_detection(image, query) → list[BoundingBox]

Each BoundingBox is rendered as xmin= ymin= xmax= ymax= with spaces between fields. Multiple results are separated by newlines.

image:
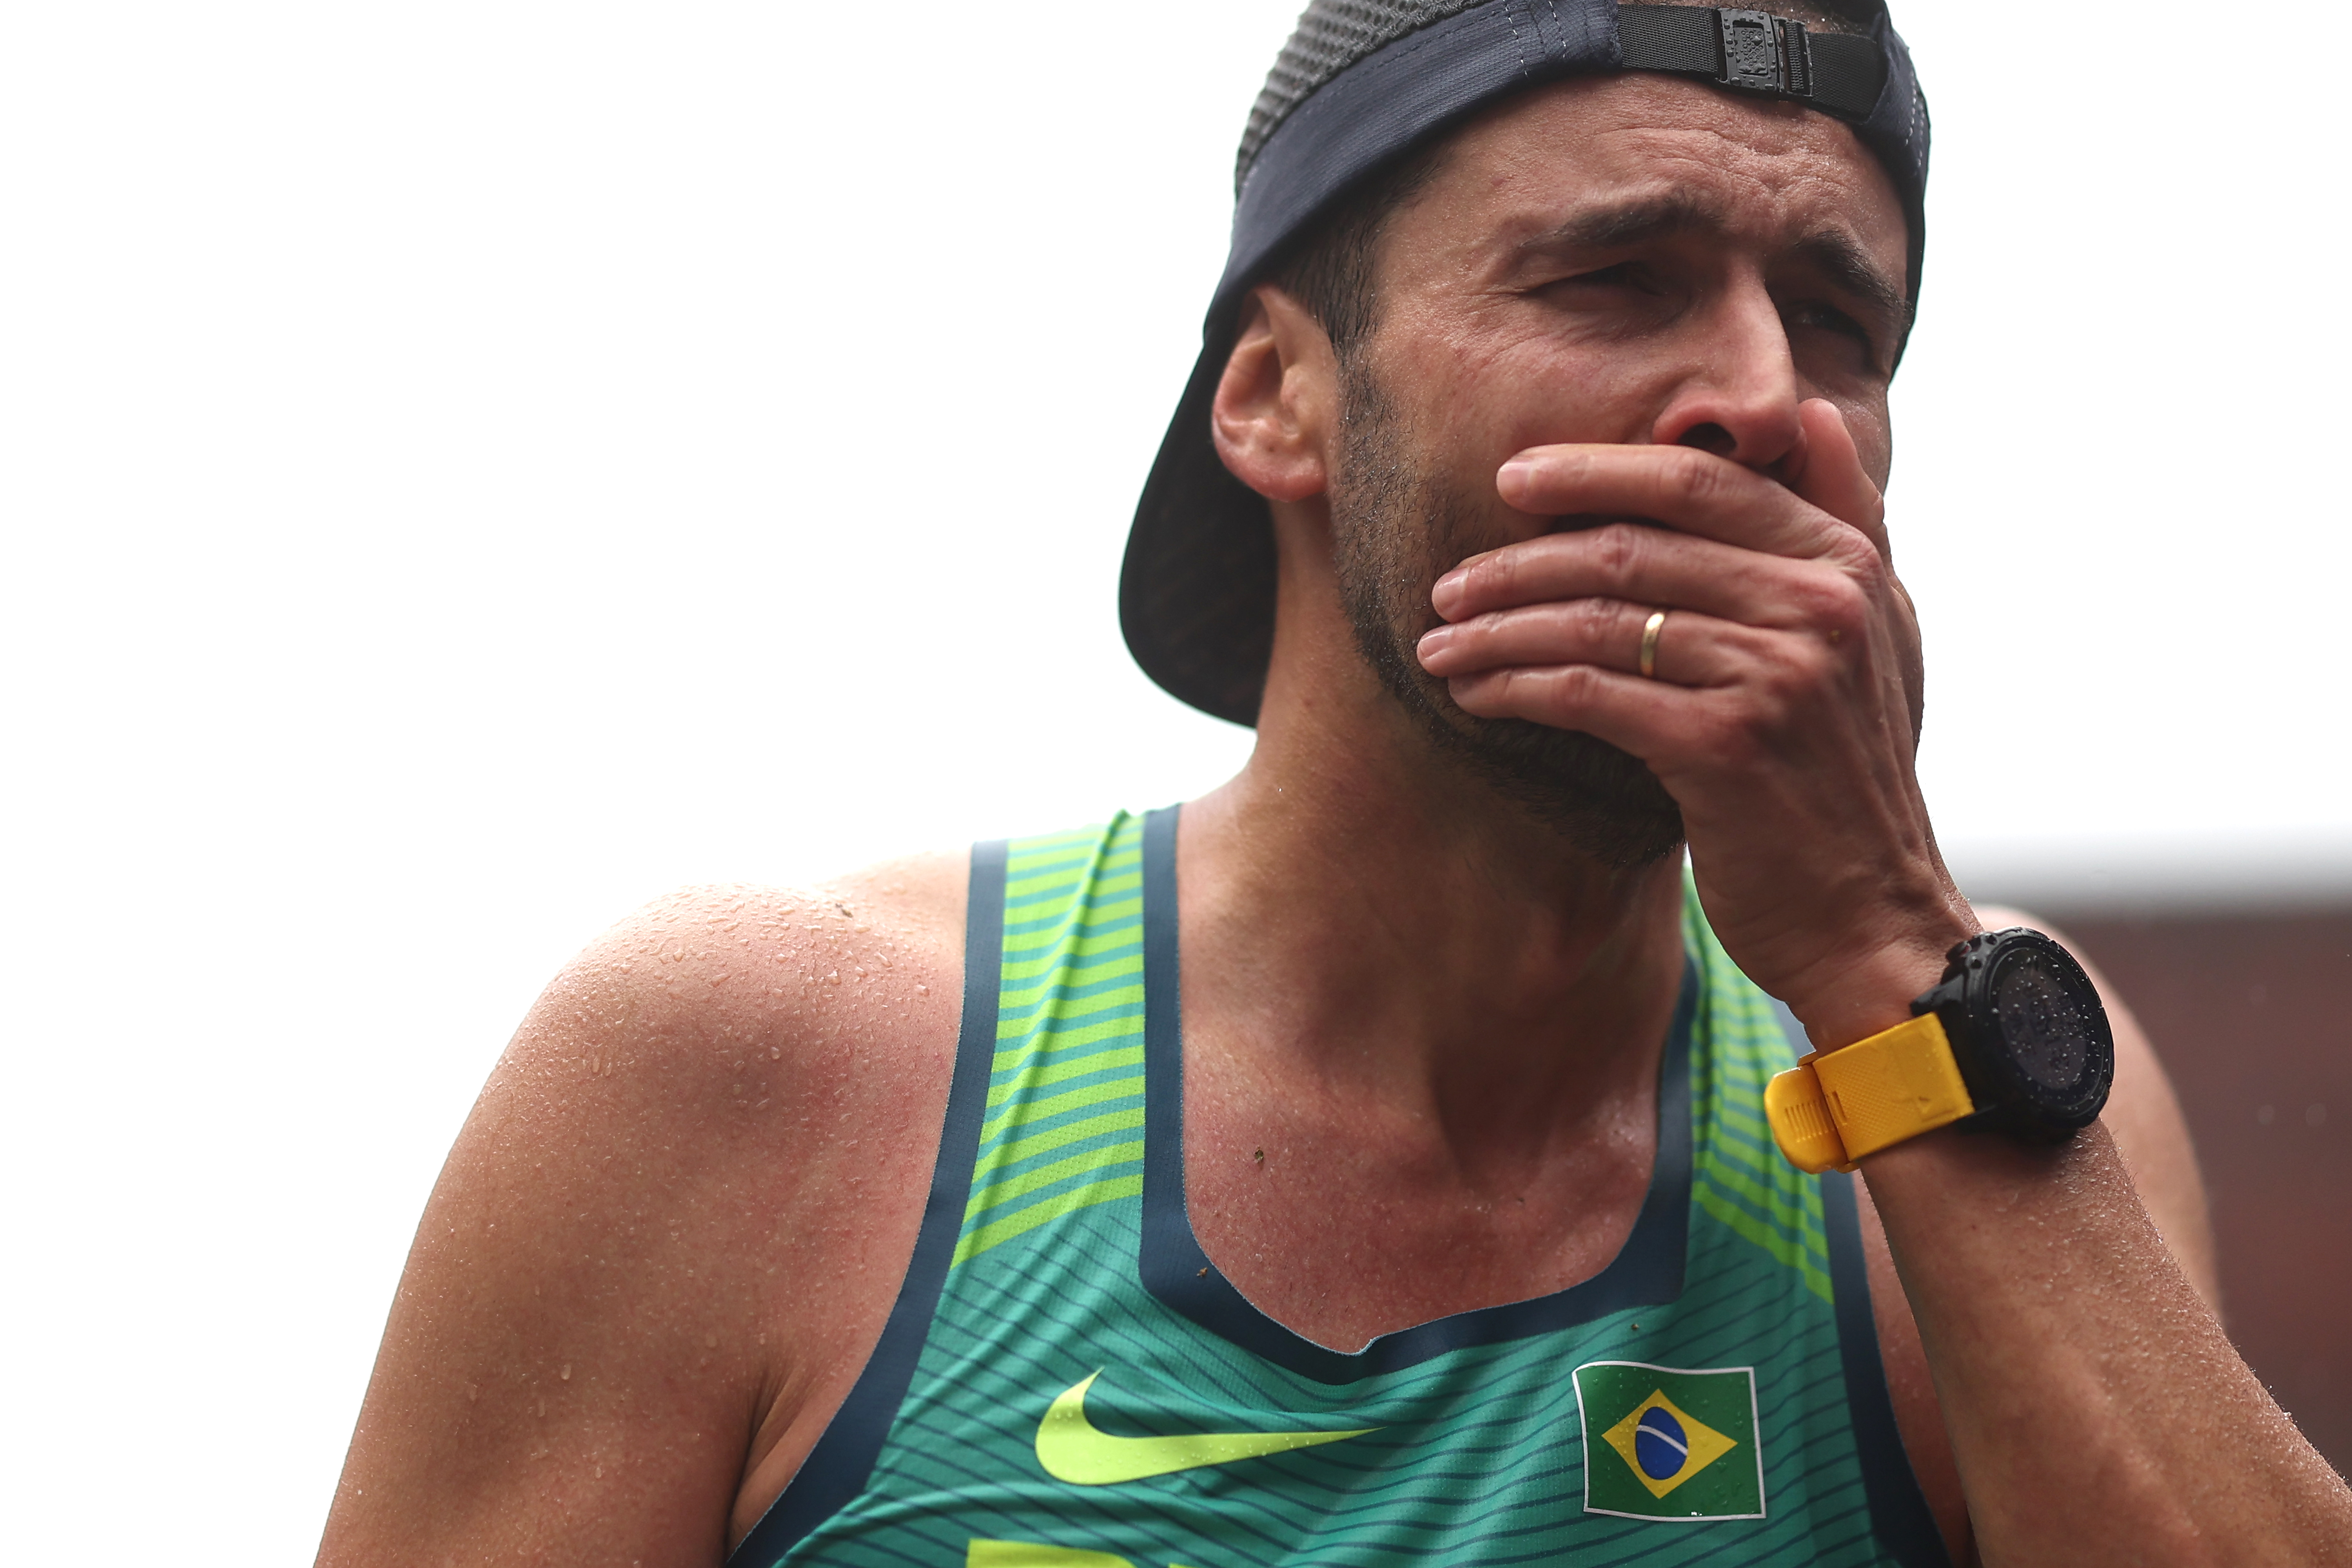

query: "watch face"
xmin=1989 ymin=947 xmax=2092 ymax=1094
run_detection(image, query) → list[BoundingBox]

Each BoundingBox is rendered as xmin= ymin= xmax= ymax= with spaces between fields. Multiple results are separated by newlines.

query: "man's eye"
xmin=1786 ymin=301 xmax=1873 ymax=350
xmin=1541 ymin=262 xmax=1663 ymax=300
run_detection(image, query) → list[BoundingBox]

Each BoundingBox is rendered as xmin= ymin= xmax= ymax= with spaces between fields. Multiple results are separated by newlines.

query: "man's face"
xmin=1320 ymin=73 xmax=1910 ymax=863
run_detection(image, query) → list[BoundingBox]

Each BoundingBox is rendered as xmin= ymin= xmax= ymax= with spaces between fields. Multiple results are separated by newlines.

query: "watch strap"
xmin=1764 ymin=1013 xmax=1977 ymax=1173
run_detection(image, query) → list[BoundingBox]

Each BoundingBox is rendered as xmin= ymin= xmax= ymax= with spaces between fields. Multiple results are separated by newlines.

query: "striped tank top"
xmin=731 ymin=808 xmax=1949 ymax=1567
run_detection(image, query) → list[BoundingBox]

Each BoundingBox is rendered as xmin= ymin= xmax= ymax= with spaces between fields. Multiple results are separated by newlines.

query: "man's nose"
xmin=1647 ymin=280 xmax=1802 ymax=470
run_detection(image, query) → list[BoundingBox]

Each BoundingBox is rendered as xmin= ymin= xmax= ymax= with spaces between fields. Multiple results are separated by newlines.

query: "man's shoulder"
xmin=321 ymin=851 xmax=978 ymax=1561
xmin=586 ymin=848 xmax=972 ymax=1029
xmin=488 ymin=848 xmax=973 ymax=1155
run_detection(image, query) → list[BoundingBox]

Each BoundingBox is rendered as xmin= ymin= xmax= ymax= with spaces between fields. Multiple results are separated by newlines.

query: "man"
xmin=320 ymin=2 xmax=2352 ymax=1564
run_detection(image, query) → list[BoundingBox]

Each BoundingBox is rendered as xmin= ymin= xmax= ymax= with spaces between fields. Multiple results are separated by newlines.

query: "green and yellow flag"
xmin=1573 ymin=1361 xmax=1766 ymax=1520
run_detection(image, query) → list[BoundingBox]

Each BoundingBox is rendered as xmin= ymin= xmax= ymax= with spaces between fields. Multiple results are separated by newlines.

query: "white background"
xmin=3 ymin=2 xmax=2345 ymax=1559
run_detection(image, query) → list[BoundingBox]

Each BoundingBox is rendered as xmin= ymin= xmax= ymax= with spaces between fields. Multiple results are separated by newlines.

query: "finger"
xmin=1782 ymin=399 xmax=1889 ymax=556
xmin=1780 ymin=399 xmax=1919 ymax=735
xmin=1419 ymin=600 xmax=1753 ymax=688
xmin=1495 ymin=443 xmax=1836 ymax=558
xmin=1443 ymin=660 xmax=1724 ymax=768
xmin=1432 ymin=521 xmax=1845 ymax=628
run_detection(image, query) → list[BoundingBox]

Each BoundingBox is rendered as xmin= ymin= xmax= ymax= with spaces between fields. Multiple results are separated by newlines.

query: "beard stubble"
xmin=1324 ymin=356 xmax=1687 ymax=867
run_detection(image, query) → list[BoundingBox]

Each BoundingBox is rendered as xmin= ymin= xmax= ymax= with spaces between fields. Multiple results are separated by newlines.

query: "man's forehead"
xmin=1420 ymin=73 xmax=1907 ymax=261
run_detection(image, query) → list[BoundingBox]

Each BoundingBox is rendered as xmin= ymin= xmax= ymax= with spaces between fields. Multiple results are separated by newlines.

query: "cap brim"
xmin=1119 ymin=335 xmax=1276 ymax=728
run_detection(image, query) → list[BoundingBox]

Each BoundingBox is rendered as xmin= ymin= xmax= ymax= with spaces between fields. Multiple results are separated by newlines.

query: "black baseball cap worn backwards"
xmin=1121 ymin=0 xmax=1930 ymax=727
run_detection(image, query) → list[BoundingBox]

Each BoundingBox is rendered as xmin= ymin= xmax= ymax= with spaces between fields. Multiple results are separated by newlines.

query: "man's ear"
xmin=1210 ymin=284 xmax=1338 ymax=503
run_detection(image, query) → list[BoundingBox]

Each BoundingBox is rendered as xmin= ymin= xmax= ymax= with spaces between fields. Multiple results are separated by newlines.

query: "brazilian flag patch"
xmin=1573 ymin=1361 xmax=1766 ymax=1520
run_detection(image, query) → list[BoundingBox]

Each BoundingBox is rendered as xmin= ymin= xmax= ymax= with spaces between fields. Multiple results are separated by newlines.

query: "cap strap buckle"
xmin=1716 ymin=8 xmax=1813 ymax=100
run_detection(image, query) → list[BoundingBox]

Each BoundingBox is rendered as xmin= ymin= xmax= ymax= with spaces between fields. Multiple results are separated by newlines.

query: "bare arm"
xmin=1860 ymin=906 xmax=2225 ymax=1565
xmin=1847 ymin=926 xmax=2336 ymax=1568
xmin=316 ymin=862 xmax=963 ymax=1566
xmin=1865 ymin=1122 xmax=2344 ymax=1566
xmin=1970 ymin=905 xmax=2217 ymax=1306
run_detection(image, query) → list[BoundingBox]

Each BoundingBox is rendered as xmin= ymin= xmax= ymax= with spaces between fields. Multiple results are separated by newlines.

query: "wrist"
xmin=1765 ymin=925 xmax=2116 ymax=1176
xmin=1783 ymin=910 xmax=1980 ymax=1051
xmin=1857 ymin=1106 xmax=2091 ymax=1187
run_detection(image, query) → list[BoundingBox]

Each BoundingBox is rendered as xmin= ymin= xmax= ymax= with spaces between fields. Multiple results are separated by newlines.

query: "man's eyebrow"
xmin=1791 ymin=229 xmax=1910 ymax=336
xmin=1510 ymin=197 xmax=1909 ymax=325
xmin=1513 ymin=192 xmax=1722 ymax=258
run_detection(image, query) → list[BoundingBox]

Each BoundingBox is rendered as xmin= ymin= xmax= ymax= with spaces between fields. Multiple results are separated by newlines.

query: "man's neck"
xmin=1178 ymin=654 xmax=1689 ymax=1175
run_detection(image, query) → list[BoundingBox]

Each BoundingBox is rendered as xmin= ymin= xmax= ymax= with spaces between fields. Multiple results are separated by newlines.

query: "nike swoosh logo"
xmin=1034 ymin=1371 xmax=1375 ymax=1485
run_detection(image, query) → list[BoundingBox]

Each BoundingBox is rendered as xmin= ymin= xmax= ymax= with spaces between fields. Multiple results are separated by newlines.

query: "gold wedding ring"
xmin=1638 ymin=610 xmax=1667 ymax=680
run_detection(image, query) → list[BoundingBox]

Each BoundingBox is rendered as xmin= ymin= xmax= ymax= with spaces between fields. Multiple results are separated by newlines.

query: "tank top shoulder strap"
xmin=1759 ymin=976 xmax=1953 ymax=1568
xmin=724 ymin=838 xmax=1009 ymax=1565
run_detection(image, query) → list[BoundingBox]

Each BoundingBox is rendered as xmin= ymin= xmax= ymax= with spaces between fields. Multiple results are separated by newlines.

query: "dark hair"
xmin=1267 ymin=140 xmax=1451 ymax=363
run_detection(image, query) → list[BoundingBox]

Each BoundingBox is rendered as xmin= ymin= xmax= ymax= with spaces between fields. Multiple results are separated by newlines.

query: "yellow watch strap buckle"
xmin=1764 ymin=1013 xmax=1977 ymax=1173
xmin=1764 ymin=1059 xmax=1853 ymax=1173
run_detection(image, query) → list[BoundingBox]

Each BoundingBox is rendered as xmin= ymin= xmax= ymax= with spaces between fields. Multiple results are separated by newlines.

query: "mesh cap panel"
xmin=1238 ymin=0 xmax=1488 ymax=187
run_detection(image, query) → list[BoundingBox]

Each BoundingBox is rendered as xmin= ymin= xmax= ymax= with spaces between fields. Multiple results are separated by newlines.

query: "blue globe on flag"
xmin=1635 ymin=1405 xmax=1690 ymax=1481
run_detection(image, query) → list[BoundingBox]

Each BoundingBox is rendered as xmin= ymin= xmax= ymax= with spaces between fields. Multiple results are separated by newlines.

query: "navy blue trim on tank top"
xmin=1768 ymin=998 xmax=1953 ymax=1568
xmin=726 ymin=840 xmax=1009 ymax=1568
xmin=1136 ymin=802 xmax=1695 ymax=1384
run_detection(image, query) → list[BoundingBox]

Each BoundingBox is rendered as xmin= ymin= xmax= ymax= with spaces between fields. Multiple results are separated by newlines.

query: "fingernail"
xmin=1417 ymin=625 xmax=1454 ymax=662
xmin=1497 ymin=457 xmax=1533 ymax=491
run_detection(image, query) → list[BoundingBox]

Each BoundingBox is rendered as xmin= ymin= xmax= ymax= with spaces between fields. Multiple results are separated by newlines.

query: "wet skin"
xmin=318 ymin=71 xmax=2347 ymax=1568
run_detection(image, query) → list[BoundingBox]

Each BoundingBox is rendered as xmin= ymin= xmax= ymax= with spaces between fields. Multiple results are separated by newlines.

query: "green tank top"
xmin=730 ymin=809 xmax=1948 ymax=1567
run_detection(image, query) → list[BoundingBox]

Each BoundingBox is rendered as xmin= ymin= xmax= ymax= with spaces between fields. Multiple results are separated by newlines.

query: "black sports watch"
xmin=1766 ymin=927 xmax=2116 ymax=1172
xmin=1915 ymin=927 xmax=2115 ymax=1139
